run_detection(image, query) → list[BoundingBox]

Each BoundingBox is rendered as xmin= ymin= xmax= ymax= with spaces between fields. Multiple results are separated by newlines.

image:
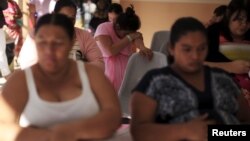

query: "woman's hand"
xmin=227 ymin=60 xmax=250 ymax=74
xmin=128 ymin=32 xmax=143 ymax=41
xmin=129 ymin=32 xmax=153 ymax=60
xmin=139 ymin=46 xmax=153 ymax=60
xmin=184 ymin=114 xmax=216 ymax=141
xmin=242 ymin=89 xmax=250 ymax=107
xmin=49 ymin=124 xmax=77 ymax=141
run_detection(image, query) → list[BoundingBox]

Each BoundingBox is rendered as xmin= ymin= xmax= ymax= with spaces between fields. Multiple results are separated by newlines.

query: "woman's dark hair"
xmin=168 ymin=17 xmax=207 ymax=64
xmin=228 ymin=0 xmax=250 ymax=19
xmin=214 ymin=5 xmax=227 ymax=17
xmin=115 ymin=5 xmax=141 ymax=31
xmin=54 ymin=0 xmax=77 ymax=13
xmin=35 ymin=13 xmax=75 ymax=40
xmin=170 ymin=17 xmax=206 ymax=47
xmin=219 ymin=0 xmax=250 ymax=41
xmin=108 ymin=3 xmax=123 ymax=15
xmin=227 ymin=0 xmax=249 ymax=21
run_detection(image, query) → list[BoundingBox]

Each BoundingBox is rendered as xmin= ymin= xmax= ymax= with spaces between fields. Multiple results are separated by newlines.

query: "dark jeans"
xmin=6 ymin=43 xmax=14 ymax=65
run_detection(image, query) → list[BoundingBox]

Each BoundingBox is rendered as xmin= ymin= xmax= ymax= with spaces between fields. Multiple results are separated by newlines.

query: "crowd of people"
xmin=0 ymin=0 xmax=249 ymax=141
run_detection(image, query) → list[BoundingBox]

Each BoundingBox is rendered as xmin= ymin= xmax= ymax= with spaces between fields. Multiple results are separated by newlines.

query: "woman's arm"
xmin=133 ymin=38 xmax=153 ymax=60
xmin=95 ymin=34 xmax=133 ymax=56
xmin=50 ymin=64 xmax=121 ymax=140
xmin=27 ymin=3 xmax=36 ymax=30
xmin=237 ymin=93 xmax=250 ymax=123
xmin=204 ymin=60 xmax=250 ymax=74
xmin=95 ymin=32 xmax=142 ymax=56
xmin=0 ymin=71 xmax=52 ymax=141
xmin=130 ymin=92 xmax=211 ymax=141
xmin=76 ymin=29 xmax=104 ymax=70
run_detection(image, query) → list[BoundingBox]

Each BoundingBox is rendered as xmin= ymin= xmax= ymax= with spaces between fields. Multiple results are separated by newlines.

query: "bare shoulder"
xmin=83 ymin=63 xmax=119 ymax=114
xmin=75 ymin=27 xmax=92 ymax=37
xmin=84 ymin=62 xmax=116 ymax=97
xmin=85 ymin=63 xmax=105 ymax=78
xmin=2 ymin=70 xmax=27 ymax=94
xmin=1 ymin=70 xmax=28 ymax=108
xmin=0 ymin=70 xmax=29 ymax=121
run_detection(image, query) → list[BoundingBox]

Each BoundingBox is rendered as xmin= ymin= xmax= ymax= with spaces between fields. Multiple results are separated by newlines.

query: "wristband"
xmin=30 ymin=12 xmax=38 ymax=18
xmin=34 ymin=12 xmax=38 ymax=18
xmin=126 ymin=35 xmax=133 ymax=42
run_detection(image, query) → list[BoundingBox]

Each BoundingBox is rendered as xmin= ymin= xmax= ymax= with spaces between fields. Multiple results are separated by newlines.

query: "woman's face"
xmin=108 ymin=12 xmax=119 ymax=23
xmin=229 ymin=11 xmax=250 ymax=38
xmin=170 ymin=31 xmax=207 ymax=74
xmin=58 ymin=6 xmax=76 ymax=25
xmin=35 ymin=25 xmax=73 ymax=74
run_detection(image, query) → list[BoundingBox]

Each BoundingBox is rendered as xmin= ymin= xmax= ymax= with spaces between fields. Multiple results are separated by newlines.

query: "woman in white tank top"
xmin=0 ymin=13 xmax=121 ymax=141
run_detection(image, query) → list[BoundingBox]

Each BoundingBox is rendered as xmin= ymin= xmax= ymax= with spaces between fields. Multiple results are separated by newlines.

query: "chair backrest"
xmin=118 ymin=51 xmax=168 ymax=117
xmin=150 ymin=30 xmax=170 ymax=52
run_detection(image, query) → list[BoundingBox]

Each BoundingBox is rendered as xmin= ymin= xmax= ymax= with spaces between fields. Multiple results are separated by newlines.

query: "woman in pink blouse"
xmin=95 ymin=5 xmax=153 ymax=92
xmin=19 ymin=0 xmax=104 ymax=70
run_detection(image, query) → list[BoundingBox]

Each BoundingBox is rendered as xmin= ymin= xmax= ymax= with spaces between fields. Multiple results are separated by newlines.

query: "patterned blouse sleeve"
xmin=132 ymin=69 xmax=160 ymax=99
xmin=225 ymin=73 xmax=242 ymax=97
xmin=214 ymin=69 xmax=242 ymax=97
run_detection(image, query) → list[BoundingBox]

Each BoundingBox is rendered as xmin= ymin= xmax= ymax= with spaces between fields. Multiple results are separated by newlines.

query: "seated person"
xmin=0 ymin=13 xmax=121 ymax=141
xmin=205 ymin=0 xmax=250 ymax=105
xmin=54 ymin=0 xmax=104 ymax=69
xmin=18 ymin=0 xmax=104 ymax=70
xmin=130 ymin=17 xmax=250 ymax=141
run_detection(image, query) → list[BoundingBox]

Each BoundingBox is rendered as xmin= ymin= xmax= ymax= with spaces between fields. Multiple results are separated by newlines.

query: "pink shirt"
xmin=19 ymin=27 xmax=104 ymax=70
xmin=75 ymin=27 xmax=104 ymax=70
xmin=94 ymin=22 xmax=133 ymax=92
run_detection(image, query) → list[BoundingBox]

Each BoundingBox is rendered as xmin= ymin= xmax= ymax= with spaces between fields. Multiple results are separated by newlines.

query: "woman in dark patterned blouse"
xmin=130 ymin=17 xmax=250 ymax=141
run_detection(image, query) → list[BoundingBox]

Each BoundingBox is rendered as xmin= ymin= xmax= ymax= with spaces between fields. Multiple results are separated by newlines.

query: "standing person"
xmin=130 ymin=17 xmax=250 ymax=141
xmin=54 ymin=0 xmax=104 ymax=69
xmin=83 ymin=0 xmax=96 ymax=29
xmin=0 ymin=0 xmax=11 ymax=79
xmin=3 ymin=0 xmax=23 ymax=65
xmin=89 ymin=0 xmax=109 ymax=33
xmin=18 ymin=0 xmax=58 ymax=70
xmin=27 ymin=0 xmax=57 ymax=30
xmin=94 ymin=5 xmax=153 ymax=92
xmin=0 ymin=13 xmax=121 ymax=141
xmin=19 ymin=0 xmax=104 ymax=70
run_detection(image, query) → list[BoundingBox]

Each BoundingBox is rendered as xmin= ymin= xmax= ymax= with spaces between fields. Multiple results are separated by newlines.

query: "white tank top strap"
xmin=24 ymin=68 xmax=38 ymax=99
xmin=76 ymin=61 xmax=90 ymax=95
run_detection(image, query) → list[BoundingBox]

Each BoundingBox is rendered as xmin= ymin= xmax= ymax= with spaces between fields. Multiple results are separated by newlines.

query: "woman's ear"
xmin=167 ymin=42 xmax=174 ymax=56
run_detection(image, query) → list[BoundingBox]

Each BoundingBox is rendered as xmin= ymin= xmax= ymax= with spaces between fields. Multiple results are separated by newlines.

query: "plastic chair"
xmin=150 ymin=30 xmax=170 ymax=52
xmin=118 ymin=51 xmax=168 ymax=117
